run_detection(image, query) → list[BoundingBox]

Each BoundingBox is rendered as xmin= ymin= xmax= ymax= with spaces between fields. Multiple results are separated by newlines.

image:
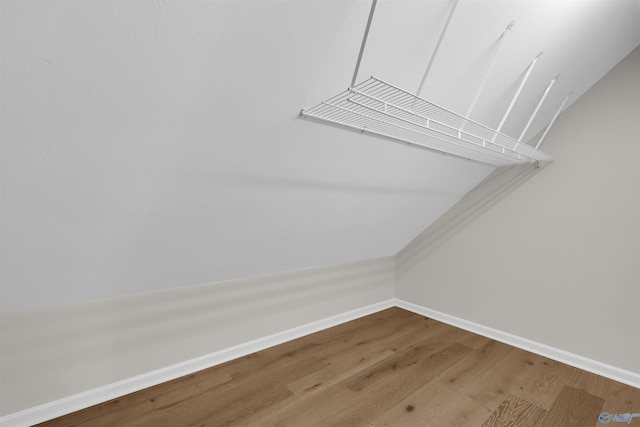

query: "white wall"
xmin=0 ymin=0 xmax=494 ymax=312
xmin=4 ymin=0 xmax=639 ymax=313
xmin=396 ymin=46 xmax=640 ymax=374
xmin=0 ymin=256 xmax=394 ymax=415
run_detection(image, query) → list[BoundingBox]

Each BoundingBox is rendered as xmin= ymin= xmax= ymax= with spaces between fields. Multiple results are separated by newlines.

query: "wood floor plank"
xmin=369 ymin=376 xmax=478 ymax=427
xmin=345 ymin=342 xmax=469 ymax=394
xmin=36 ymin=370 xmax=236 ymax=427
xmin=564 ymin=364 xmax=640 ymax=414
xmin=238 ymin=350 xmax=395 ymax=426
xmin=537 ymin=385 xmax=605 ymax=427
xmin=368 ymin=339 xmax=514 ymax=427
xmin=37 ymin=308 xmax=640 ymax=427
xmin=286 ymin=310 xmax=444 ymax=399
xmin=301 ymin=307 xmax=416 ymax=348
xmin=435 ymin=339 xmax=515 ymax=390
xmin=481 ymin=395 xmax=546 ymax=427
xmin=509 ymin=354 xmax=565 ymax=410
xmin=441 ymin=346 xmax=536 ymax=426
xmin=235 ymin=314 xmax=456 ymax=425
xmin=342 ymin=327 xmax=470 ymax=393
xmin=258 ymin=343 xmax=471 ymax=427
xmin=309 ymin=343 xmax=473 ymax=426
xmin=309 ymin=309 xmax=434 ymax=361
xmin=286 ymin=346 xmax=394 ymax=397
xmin=233 ymin=337 xmax=404 ymax=426
xmin=143 ymin=355 xmax=326 ymax=427
xmin=456 ymin=332 xmax=493 ymax=350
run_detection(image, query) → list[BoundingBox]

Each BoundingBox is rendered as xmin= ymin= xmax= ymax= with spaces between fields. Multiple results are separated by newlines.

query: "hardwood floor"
xmin=38 ymin=307 xmax=640 ymax=427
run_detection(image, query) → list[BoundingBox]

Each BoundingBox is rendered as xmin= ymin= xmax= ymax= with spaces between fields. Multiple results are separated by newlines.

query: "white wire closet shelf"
xmin=301 ymin=77 xmax=554 ymax=167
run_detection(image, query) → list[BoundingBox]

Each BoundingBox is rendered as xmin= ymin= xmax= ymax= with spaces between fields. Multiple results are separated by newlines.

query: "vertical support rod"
xmin=535 ymin=92 xmax=572 ymax=150
xmin=518 ymin=75 xmax=558 ymax=141
xmin=495 ymin=52 xmax=543 ymax=135
xmin=415 ymin=0 xmax=459 ymax=96
xmin=351 ymin=0 xmax=378 ymax=88
xmin=464 ymin=21 xmax=514 ymax=121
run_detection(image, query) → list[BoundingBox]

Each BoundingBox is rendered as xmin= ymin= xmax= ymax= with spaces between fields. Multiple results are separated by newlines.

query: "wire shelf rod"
xmin=302 ymin=107 xmax=522 ymax=165
xmin=323 ymin=101 xmax=528 ymax=163
xmin=301 ymin=76 xmax=553 ymax=165
xmin=416 ymin=0 xmax=460 ymax=96
xmin=371 ymin=76 xmax=521 ymax=140
xmin=350 ymin=98 xmax=483 ymax=148
xmin=367 ymin=82 xmax=413 ymax=107
xmin=348 ymin=98 xmax=474 ymax=144
xmin=348 ymin=89 xmax=520 ymax=154
xmin=309 ymin=102 xmax=527 ymax=162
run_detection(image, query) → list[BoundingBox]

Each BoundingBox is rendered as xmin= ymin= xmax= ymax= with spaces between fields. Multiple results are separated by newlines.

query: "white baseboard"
xmin=0 ymin=299 xmax=395 ymax=427
xmin=3 ymin=298 xmax=638 ymax=427
xmin=394 ymin=298 xmax=640 ymax=390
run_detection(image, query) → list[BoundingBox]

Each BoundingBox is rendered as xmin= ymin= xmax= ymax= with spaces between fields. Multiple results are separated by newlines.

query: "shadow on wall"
xmin=396 ymin=160 xmax=550 ymax=278
xmin=0 ymin=256 xmax=393 ymax=415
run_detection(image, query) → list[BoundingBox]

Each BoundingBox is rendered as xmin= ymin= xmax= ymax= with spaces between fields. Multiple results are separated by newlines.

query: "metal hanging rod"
xmin=495 ymin=52 xmax=543 ymax=135
xmin=464 ymin=20 xmax=514 ymax=121
xmin=518 ymin=75 xmax=559 ymax=142
xmin=416 ymin=0 xmax=460 ymax=97
xmin=351 ymin=0 xmax=378 ymax=88
xmin=535 ymin=92 xmax=572 ymax=150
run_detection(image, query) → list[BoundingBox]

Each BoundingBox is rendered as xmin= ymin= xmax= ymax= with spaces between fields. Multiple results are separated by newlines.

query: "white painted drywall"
xmin=2 ymin=0 xmax=639 ymax=312
xmin=0 ymin=0 xmax=493 ymax=311
xmin=396 ymin=47 xmax=640 ymax=374
xmin=0 ymin=256 xmax=394 ymax=415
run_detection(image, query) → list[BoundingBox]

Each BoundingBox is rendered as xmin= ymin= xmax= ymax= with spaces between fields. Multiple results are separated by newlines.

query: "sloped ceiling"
xmin=1 ymin=0 xmax=639 ymax=311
